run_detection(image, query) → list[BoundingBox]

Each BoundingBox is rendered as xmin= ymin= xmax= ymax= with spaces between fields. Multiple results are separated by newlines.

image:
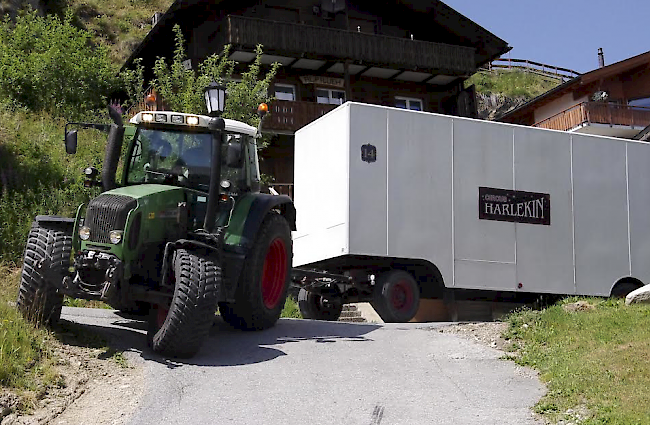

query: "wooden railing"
xmin=263 ymin=100 xmax=337 ymax=133
xmin=268 ymin=183 xmax=294 ymax=199
xmin=224 ymin=15 xmax=475 ymax=74
xmin=534 ymin=102 xmax=650 ymax=132
xmin=482 ymin=58 xmax=580 ymax=82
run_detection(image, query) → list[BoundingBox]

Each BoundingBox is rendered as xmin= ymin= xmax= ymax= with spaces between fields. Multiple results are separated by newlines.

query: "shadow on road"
xmin=59 ymin=311 xmax=381 ymax=368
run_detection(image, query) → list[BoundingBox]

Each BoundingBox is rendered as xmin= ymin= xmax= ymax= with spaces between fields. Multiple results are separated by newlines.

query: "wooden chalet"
xmin=498 ymin=50 xmax=650 ymax=140
xmin=123 ymin=0 xmax=510 ymax=193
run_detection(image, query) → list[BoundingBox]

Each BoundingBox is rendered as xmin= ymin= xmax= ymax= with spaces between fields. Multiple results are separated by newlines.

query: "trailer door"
xmin=453 ymin=119 xmax=516 ymax=290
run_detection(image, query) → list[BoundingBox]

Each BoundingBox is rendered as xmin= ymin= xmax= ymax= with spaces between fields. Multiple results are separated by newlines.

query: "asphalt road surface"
xmin=62 ymin=307 xmax=544 ymax=425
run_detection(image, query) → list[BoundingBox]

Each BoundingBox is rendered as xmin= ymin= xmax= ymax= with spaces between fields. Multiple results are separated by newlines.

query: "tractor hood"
xmin=78 ymin=184 xmax=187 ymax=257
xmin=107 ymin=184 xmax=185 ymax=201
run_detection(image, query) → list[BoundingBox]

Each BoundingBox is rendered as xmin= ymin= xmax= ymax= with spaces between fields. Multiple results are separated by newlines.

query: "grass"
xmin=0 ymin=264 xmax=58 ymax=393
xmin=67 ymin=0 xmax=174 ymax=64
xmin=281 ymin=296 xmax=301 ymax=319
xmin=0 ymin=103 xmax=106 ymax=263
xmin=505 ymin=297 xmax=650 ymax=424
xmin=468 ymin=69 xmax=561 ymax=100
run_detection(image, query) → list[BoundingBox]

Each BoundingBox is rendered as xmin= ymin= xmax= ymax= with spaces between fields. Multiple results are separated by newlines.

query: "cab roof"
xmin=129 ymin=111 xmax=257 ymax=136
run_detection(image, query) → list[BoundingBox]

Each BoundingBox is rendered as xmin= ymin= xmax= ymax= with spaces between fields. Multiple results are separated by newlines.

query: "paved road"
xmin=62 ymin=307 xmax=544 ymax=425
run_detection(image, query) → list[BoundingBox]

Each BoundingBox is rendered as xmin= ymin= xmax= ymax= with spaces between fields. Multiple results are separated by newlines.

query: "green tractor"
xmin=16 ymin=96 xmax=296 ymax=358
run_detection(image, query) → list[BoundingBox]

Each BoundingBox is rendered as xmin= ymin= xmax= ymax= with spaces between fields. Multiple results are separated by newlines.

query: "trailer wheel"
xmin=611 ymin=279 xmax=643 ymax=298
xmin=17 ymin=221 xmax=71 ymax=326
xmin=298 ymin=288 xmax=343 ymax=321
xmin=148 ymin=249 xmax=220 ymax=358
xmin=219 ymin=213 xmax=292 ymax=331
xmin=371 ymin=270 xmax=420 ymax=323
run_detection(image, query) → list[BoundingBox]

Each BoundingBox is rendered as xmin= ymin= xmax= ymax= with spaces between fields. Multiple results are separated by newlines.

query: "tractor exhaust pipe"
xmin=102 ymin=106 xmax=126 ymax=192
xmin=102 ymin=124 xmax=125 ymax=191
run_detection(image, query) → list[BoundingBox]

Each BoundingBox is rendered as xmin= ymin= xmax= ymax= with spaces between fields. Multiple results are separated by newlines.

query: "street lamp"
xmin=204 ymin=82 xmax=226 ymax=117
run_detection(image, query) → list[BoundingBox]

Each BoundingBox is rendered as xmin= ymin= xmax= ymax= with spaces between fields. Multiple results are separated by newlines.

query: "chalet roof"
xmin=498 ymin=50 xmax=650 ymax=123
xmin=122 ymin=0 xmax=510 ymax=72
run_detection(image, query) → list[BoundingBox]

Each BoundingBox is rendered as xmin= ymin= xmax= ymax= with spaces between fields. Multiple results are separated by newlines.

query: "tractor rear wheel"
xmin=17 ymin=221 xmax=71 ymax=326
xmin=219 ymin=213 xmax=291 ymax=330
xmin=371 ymin=270 xmax=420 ymax=323
xmin=148 ymin=249 xmax=220 ymax=358
xmin=298 ymin=288 xmax=343 ymax=321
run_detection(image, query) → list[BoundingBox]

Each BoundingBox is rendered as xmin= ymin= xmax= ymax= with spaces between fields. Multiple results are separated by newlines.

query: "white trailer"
xmin=291 ymin=102 xmax=649 ymax=322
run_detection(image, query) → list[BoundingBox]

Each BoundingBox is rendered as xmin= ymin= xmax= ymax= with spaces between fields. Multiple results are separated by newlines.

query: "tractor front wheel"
xmin=219 ymin=213 xmax=292 ymax=330
xmin=371 ymin=270 xmax=420 ymax=323
xmin=148 ymin=249 xmax=220 ymax=358
xmin=17 ymin=221 xmax=71 ymax=326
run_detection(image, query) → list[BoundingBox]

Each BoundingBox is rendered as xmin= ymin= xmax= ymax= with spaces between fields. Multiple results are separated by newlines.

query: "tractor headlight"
xmin=109 ymin=230 xmax=123 ymax=244
xmin=79 ymin=226 xmax=91 ymax=241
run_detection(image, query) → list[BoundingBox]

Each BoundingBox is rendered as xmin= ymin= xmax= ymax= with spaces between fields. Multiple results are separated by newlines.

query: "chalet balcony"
xmin=222 ymin=15 xmax=476 ymax=75
xmin=534 ymin=102 xmax=650 ymax=138
xmin=263 ymin=100 xmax=337 ymax=133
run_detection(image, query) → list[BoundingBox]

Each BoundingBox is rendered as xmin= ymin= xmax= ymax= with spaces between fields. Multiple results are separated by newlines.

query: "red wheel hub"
xmin=391 ymin=280 xmax=414 ymax=312
xmin=261 ymin=238 xmax=287 ymax=309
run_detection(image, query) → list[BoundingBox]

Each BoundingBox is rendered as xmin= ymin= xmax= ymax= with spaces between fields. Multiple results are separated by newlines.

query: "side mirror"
xmin=65 ymin=130 xmax=78 ymax=155
xmin=225 ymin=142 xmax=243 ymax=168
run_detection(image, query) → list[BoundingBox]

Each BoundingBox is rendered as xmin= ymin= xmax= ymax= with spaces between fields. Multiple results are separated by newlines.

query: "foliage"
xmin=125 ymin=24 xmax=280 ymax=131
xmin=468 ymin=70 xmax=561 ymax=100
xmin=505 ymin=298 xmax=650 ymax=424
xmin=0 ymin=10 xmax=118 ymax=119
xmin=281 ymin=297 xmax=301 ymax=319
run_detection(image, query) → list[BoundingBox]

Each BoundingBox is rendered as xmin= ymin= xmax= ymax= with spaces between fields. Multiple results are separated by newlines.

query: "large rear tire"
xmin=17 ymin=221 xmax=71 ymax=326
xmin=148 ymin=249 xmax=220 ymax=358
xmin=371 ymin=270 xmax=420 ymax=323
xmin=298 ymin=288 xmax=343 ymax=321
xmin=219 ymin=213 xmax=292 ymax=330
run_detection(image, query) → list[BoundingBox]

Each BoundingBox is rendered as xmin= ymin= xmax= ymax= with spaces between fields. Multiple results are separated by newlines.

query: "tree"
xmin=122 ymin=25 xmax=280 ymax=131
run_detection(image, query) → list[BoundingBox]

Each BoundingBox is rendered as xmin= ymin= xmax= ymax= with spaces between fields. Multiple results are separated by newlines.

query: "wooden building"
xmin=123 ymin=0 xmax=510 ymax=193
xmin=498 ymin=50 xmax=650 ymax=140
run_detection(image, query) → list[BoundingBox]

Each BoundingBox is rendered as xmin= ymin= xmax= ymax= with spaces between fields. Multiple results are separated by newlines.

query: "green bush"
xmin=0 ymin=10 xmax=118 ymax=119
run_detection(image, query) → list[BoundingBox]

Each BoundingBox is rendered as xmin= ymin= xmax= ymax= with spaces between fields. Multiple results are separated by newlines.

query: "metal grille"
xmin=85 ymin=194 xmax=137 ymax=243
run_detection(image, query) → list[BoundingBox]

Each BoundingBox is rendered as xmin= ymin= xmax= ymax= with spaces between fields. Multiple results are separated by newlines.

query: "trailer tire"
xmin=371 ymin=270 xmax=420 ymax=323
xmin=219 ymin=213 xmax=291 ymax=331
xmin=17 ymin=222 xmax=71 ymax=326
xmin=148 ymin=249 xmax=220 ymax=358
xmin=298 ymin=288 xmax=343 ymax=321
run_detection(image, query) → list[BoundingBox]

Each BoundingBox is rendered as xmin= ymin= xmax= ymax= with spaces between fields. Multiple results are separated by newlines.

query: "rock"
xmin=562 ymin=301 xmax=595 ymax=313
xmin=625 ymin=285 xmax=650 ymax=305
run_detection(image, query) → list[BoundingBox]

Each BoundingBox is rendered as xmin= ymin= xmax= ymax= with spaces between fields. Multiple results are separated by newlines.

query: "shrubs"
xmin=0 ymin=10 xmax=117 ymax=119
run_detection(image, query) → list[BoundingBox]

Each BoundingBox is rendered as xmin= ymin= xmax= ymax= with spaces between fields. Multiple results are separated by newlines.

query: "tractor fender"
xmin=34 ymin=215 xmax=75 ymax=230
xmin=225 ymin=193 xmax=296 ymax=253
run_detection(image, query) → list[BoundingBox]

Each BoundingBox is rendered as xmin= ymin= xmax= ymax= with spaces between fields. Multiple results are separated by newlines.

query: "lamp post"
xmin=204 ymin=82 xmax=226 ymax=117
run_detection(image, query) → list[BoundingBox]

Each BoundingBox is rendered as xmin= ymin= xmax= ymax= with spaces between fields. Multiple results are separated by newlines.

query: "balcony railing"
xmin=263 ymin=100 xmax=337 ymax=133
xmin=534 ymin=102 xmax=650 ymax=132
xmin=223 ymin=15 xmax=475 ymax=74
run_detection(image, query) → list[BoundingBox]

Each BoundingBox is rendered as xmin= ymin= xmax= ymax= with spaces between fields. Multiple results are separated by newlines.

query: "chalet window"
xmin=316 ymin=88 xmax=345 ymax=105
xmin=274 ymin=84 xmax=296 ymax=101
xmin=395 ymin=97 xmax=423 ymax=111
xmin=629 ymin=97 xmax=650 ymax=109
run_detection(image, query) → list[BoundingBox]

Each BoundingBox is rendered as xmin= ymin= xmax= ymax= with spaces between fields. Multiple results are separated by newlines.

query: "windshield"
xmin=126 ymin=128 xmax=245 ymax=192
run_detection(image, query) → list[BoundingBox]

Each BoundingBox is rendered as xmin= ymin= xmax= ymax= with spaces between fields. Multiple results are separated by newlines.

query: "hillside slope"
xmin=468 ymin=70 xmax=562 ymax=120
xmin=1 ymin=0 xmax=173 ymax=64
